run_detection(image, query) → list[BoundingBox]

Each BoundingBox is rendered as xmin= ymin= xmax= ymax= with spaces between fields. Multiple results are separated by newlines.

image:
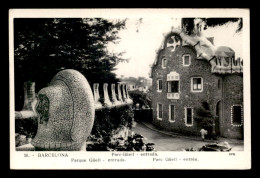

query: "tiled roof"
xmin=149 ymin=28 xmax=243 ymax=77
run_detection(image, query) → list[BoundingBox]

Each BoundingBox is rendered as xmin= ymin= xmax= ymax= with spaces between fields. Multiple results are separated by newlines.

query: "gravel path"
xmin=133 ymin=122 xmax=244 ymax=151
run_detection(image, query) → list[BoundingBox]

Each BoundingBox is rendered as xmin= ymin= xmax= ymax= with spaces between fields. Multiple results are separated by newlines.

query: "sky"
xmin=108 ymin=18 xmax=243 ymax=79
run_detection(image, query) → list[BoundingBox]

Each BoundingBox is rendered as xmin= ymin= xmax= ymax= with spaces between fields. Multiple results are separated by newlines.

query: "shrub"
xmin=128 ymin=90 xmax=151 ymax=109
xmin=91 ymin=105 xmax=134 ymax=138
xmin=15 ymin=117 xmax=38 ymax=140
xmin=87 ymin=104 xmax=155 ymax=151
xmin=87 ymin=133 xmax=155 ymax=151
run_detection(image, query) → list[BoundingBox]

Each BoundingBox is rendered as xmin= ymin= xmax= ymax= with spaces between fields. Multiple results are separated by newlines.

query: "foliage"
xmin=15 ymin=118 xmax=38 ymax=139
xmin=182 ymin=18 xmax=242 ymax=35
xmin=184 ymin=142 xmax=231 ymax=152
xmin=87 ymin=105 xmax=155 ymax=151
xmin=122 ymin=76 xmax=152 ymax=87
xmin=87 ymin=133 xmax=155 ymax=151
xmin=128 ymin=90 xmax=152 ymax=109
xmin=195 ymin=101 xmax=212 ymax=119
xmin=15 ymin=118 xmax=38 ymax=147
xmin=14 ymin=18 xmax=127 ymax=110
xmin=91 ymin=105 xmax=135 ymax=138
xmin=194 ymin=101 xmax=216 ymax=139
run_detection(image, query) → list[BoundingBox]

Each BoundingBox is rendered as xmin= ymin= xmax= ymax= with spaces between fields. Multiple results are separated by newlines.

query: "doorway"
xmin=215 ymin=101 xmax=221 ymax=136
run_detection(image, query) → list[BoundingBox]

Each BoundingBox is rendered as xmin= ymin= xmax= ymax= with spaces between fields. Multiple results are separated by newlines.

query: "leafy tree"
xmin=182 ymin=18 xmax=242 ymax=35
xmin=14 ymin=18 xmax=127 ymax=109
xmin=128 ymin=90 xmax=151 ymax=109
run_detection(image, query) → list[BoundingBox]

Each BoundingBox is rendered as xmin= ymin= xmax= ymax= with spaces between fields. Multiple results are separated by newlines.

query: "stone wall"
xmin=221 ymin=74 xmax=244 ymax=139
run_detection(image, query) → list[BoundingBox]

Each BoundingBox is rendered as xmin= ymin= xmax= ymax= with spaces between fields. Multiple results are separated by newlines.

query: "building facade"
xmin=150 ymin=29 xmax=243 ymax=139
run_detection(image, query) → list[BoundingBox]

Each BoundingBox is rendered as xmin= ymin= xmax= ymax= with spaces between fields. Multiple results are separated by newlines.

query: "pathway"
xmin=132 ymin=121 xmax=244 ymax=151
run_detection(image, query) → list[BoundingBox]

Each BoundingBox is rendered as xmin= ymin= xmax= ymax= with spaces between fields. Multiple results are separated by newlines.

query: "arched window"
xmin=162 ymin=58 xmax=167 ymax=69
xmin=157 ymin=79 xmax=162 ymax=92
xmin=231 ymin=105 xmax=243 ymax=127
xmin=183 ymin=54 xmax=191 ymax=66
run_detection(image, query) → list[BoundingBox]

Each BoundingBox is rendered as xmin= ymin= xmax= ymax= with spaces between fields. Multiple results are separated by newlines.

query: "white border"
xmin=9 ymin=8 xmax=251 ymax=170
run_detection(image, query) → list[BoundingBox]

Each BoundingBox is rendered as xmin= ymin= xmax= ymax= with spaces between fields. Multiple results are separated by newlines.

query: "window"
xmin=157 ymin=103 xmax=163 ymax=120
xmin=157 ymin=79 xmax=162 ymax=92
xmin=167 ymin=81 xmax=179 ymax=93
xmin=218 ymin=79 xmax=221 ymax=89
xmin=231 ymin=105 xmax=243 ymax=126
xmin=169 ymin=105 xmax=175 ymax=122
xmin=183 ymin=54 xmax=191 ymax=66
xmin=185 ymin=107 xmax=193 ymax=126
xmin=162 ymin=58 xmax=167 ymax=69
xmin=167 ymin=71 xmax=180 ymax=99
xmin=191 ymin=77 xmax=203 ymax=92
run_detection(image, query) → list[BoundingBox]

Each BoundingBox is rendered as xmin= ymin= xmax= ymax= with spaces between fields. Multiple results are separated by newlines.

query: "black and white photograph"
xmin=9 ymin=8 xmax=251 ymax=169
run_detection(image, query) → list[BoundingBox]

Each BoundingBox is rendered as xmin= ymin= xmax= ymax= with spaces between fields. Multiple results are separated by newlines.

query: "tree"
xmin=181 ymin=18 xmax=242 ymax=35
xmin=128 ymin=90 xmax=151 ymax=109
xmin=14 ymin=18 xmax=127 ymax=109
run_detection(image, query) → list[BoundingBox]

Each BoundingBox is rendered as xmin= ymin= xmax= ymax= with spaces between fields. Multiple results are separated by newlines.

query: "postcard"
xmin=9 ymin=8 xmax=251 ymax=169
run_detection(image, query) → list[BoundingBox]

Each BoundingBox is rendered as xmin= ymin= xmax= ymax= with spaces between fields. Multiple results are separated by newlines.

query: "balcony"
xmin=167 ymin=93 xmax=180 ymax=99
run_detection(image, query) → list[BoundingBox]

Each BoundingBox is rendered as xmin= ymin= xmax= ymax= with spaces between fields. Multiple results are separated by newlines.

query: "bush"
xmin=87 ymin=104 xmax=155 ymax=151
xmin=87 ymin=133 xmax=155 ymax=151
xmin=128 ymin=90 xmax=151 ymax=109
xmin=184 ymin=142 xmax=232 ymax=152
xmin=15 ymin=118 xmax=38 ymax=140
xmin=15 ymin=104 xmax=156 ymax=151
xmin=91 ymin=105 xmax=134 ymax=138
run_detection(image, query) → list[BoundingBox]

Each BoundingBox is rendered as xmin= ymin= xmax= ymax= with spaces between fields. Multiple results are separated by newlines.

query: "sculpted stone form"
xmin=15 ymin=82 xmax=38 ymax=119
xmin=93 ymin=83 xmax=103 ymax=109
xmin=125 ymin=84 xmax=133 ymax=104
xmin=103 ymin=83 xmax=112 ymax=107
xmin=121 ymin=84 xmax=127 ymax=102
xmin=16 ymin=70 xmax=133 ymax=151
xmin=111 ymin=84 xmax=121 ymax=106
xmin=31 ymin=69 xmax=95 ymax=151
xmin=117 ymin=84 xmax=123 ymax=103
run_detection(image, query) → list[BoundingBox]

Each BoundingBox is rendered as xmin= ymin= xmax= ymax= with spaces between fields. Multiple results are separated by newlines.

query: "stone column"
xmin=15 ymin=81 xmax=37 ymax=119
xmin=117 ymin=83 xmax=123 ymax=103
xmin=103 ymin=83 xmax=112 ymax=107
xmin=125 ymin=84 xmax=133 ymax=104
xmin=93 ymin=83 xmax=102 ymax=109
xmin=23 ymin=82 xmax=37 ymax=110
xmin=111 ymin=84 xmax=120 ymax=106
xmin=122 ymin=84 xmax=127 ymax=102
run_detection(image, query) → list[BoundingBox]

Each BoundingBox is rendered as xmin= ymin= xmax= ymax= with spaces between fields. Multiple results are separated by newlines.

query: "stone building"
xmin=150 ymin=28 xmax=243 ymax=139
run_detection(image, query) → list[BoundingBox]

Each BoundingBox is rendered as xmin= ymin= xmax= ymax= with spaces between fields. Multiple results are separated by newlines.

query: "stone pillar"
xmin=111 ymin=84 xmax=120 ymax=106
xmin=103 ymin=83 xmax=112 ymax=107
xmin=117 ymin=83 xmax=123 ymax=103
xmin=15 ymin=81 xmax=37 ymax=119
xmin=125 ymin=84 xmax=133 ymax=104
xmin=93 ymin=83 xmax=102 ymax=109
xmin=23 ymin=82 xmax=37 ymax=110
xmin=122 ymin=84 xmax=127 ymax=102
